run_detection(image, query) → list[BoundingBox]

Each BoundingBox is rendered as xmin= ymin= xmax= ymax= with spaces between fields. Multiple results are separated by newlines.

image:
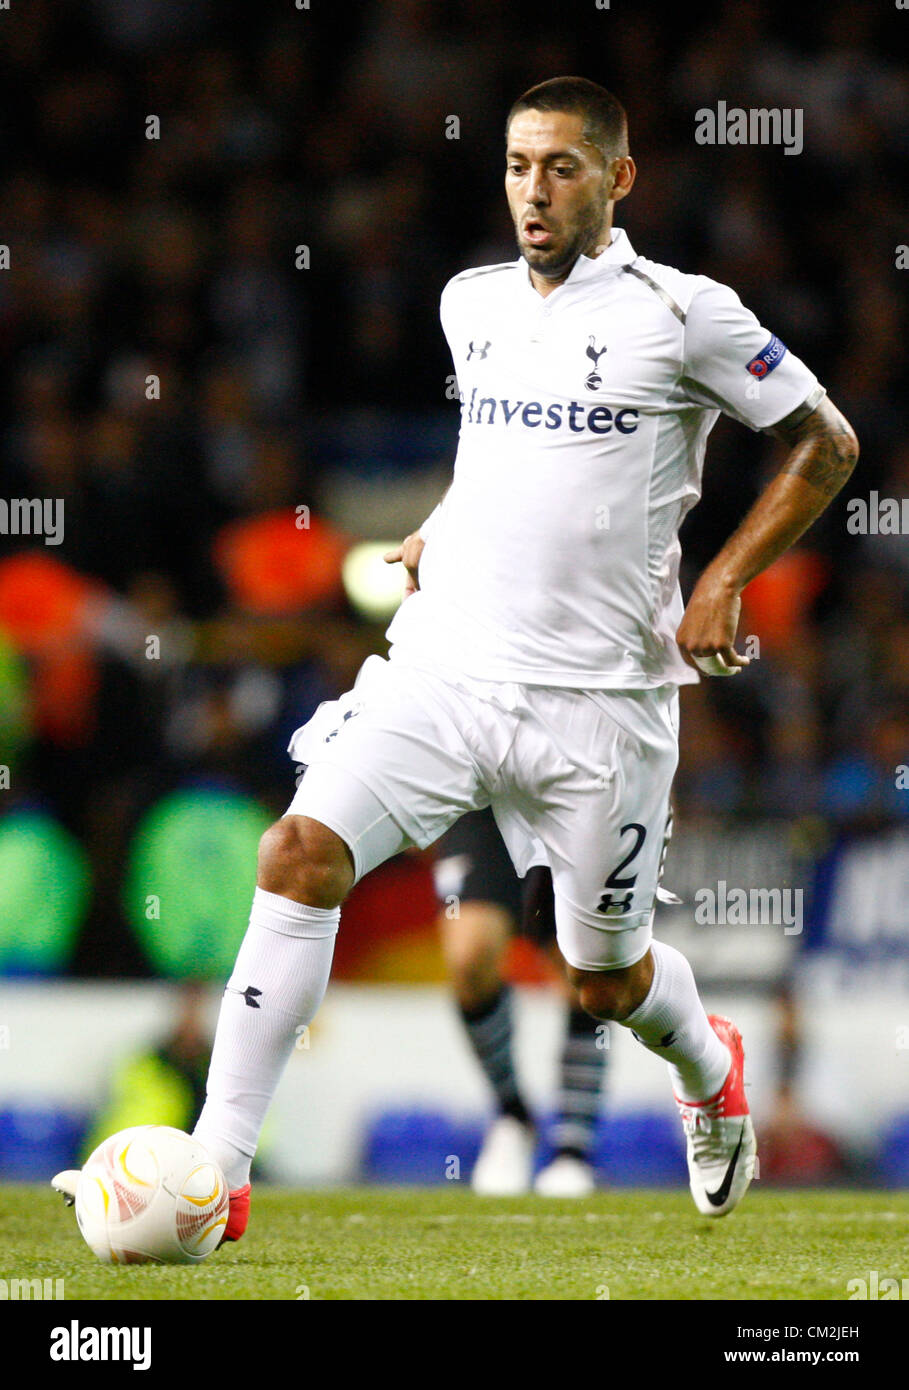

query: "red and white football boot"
xmin=675 ymin=1015 xmax=757 ymax=1218
xmin=219 ymin=1183 xmax=251 ymax=1245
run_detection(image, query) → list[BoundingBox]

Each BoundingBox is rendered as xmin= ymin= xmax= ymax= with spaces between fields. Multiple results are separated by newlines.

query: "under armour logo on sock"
xmin=226 ymin=985 xmax=263 ymax=1009
xmin=631 ymin=1029 xmax=677 ymax=1048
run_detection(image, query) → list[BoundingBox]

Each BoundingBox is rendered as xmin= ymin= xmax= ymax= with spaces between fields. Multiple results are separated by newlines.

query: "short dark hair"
xmin=506 ymin=77 xmax=629 ymax=163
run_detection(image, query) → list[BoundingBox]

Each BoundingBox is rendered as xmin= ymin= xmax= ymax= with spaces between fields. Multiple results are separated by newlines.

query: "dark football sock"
xmin=460 ymin=985 xmax=531 ymax=1127
xmin=552 ymin=1005 xmax=608 ymax=1159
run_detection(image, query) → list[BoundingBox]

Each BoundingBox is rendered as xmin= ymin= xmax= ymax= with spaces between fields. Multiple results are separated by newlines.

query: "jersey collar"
xmin=567 ymin=227 xmax=636 ymax=280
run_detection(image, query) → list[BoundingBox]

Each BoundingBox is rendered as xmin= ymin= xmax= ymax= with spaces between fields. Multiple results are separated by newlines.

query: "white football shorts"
xmin=285 ymin=655 xmax=678 ymax=972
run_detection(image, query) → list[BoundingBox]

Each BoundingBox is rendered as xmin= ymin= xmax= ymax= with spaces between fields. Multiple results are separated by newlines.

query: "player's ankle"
xmin=193 ymin=1133 xmax=251 ymax=1191
xmin=554 ymin=1144 xmax=589 ymax=1163
xmin=501 ymin=1097 xmax=533 ymax=1128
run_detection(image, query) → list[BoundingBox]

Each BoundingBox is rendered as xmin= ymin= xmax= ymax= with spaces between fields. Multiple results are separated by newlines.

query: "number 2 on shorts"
xmin=596 ymin=822 xmax=647 ymax=915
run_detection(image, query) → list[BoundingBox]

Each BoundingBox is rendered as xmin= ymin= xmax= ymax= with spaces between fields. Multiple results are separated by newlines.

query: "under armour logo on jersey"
xmin=467 ymin=340 xmax=491 ymax=360
xmin=584 ymin=336 xmax=607 ymax=390
xmin=226 ymin=984 xmax=262 ymax=1009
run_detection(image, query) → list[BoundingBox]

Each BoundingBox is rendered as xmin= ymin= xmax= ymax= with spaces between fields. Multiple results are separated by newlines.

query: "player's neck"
xmin=529 ymin=270 xmax=567 ymax=298
xmin=527 ymin=223 xmax=615 ymax=298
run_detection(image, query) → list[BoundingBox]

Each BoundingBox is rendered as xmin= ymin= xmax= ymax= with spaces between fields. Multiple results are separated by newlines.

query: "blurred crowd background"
xmin=0 ymin=0 xmax=907 ymax=993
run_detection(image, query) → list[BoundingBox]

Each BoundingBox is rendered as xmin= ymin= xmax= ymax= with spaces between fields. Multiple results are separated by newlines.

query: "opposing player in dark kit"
xmin=435 ymin=807 xmax=611 ymax=1196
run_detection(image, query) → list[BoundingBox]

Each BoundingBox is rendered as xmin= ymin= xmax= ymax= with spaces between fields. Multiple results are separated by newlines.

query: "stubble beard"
xmin=518 ymin=187 xmax=611 ymax=283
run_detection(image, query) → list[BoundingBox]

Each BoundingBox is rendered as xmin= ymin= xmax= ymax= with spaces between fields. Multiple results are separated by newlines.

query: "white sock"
xmin=620 ymin=940 xmax=730 ymax=1103
xmin=194 ymin=887 xmax=339 ymax=1188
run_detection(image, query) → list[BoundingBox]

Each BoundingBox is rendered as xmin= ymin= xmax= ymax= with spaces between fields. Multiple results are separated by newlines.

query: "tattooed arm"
xmin=676 ymin=395 xmax=859 ymax=672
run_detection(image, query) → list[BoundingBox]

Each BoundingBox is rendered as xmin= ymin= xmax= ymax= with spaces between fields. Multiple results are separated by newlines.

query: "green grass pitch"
xmin=3 ymin=1185 xmax=907 ymax=1301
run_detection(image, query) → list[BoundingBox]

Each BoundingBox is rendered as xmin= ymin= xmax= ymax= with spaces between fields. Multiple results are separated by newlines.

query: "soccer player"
xmin=193 ymin=77 xmax=858 ymax=1239
xmin=435 ymin=808 xmax=610 ymax=1196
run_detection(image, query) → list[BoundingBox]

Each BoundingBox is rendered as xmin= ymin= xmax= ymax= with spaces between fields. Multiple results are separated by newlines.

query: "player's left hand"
xmin=676 ymin=580 xmax=750 ymax=677
xmin=383 ymin=531 xmax=425 ymax=598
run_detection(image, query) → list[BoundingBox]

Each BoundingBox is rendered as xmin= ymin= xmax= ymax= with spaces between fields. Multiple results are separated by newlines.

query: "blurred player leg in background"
xmin=434 ymin=807 xmax=608 ymax=1197
xmin=522 ymin=865 xmax=605 ymax=1197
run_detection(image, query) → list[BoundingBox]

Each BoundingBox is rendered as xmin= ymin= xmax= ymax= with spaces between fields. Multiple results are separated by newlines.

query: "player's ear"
xmin=609 ymin=156 xmax=636 ymax=202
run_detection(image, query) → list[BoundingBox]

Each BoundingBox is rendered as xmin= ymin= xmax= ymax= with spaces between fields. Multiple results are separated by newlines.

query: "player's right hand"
xmin=676 ymin=581 xmax=750 ymax=676
xmin=384 ymin=531 xmax=425 ymax=598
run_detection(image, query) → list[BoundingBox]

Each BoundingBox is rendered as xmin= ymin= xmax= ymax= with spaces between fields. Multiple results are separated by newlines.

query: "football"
xmin=74 ymin=1125 xmax=229 ymax=1264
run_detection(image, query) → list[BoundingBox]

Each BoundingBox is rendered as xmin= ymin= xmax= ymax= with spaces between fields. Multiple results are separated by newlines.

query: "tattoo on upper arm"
xmin=773 ymin=398 xmax=859 ymax=497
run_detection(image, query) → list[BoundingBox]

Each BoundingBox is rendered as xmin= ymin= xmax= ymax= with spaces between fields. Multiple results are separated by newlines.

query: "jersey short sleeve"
xmin=417 ymin=280 xmax=462 ymax=544
xmin=419 ymin=502 xmax=444 ymax=542
xmin=682 ymin=278 xmax=824 ymax=432
xmin=439 ymin=275 xmax=461 ymax=354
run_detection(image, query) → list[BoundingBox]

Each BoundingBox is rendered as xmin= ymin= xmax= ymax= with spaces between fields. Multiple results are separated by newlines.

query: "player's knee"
xmin=569 ymin=968 xmax=638 ymax=1022
xmin=257 ymin=816 xmax=353 ymax=909
xmin=450 ymin=947 xmax=502 ymax=1011
xmin=442 ymin=903 xmax=511 ymax=1010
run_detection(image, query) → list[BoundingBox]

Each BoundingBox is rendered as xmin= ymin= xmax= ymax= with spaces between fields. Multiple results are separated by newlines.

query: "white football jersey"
xmin=386 ymin=227 xmax=824 ymax=688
